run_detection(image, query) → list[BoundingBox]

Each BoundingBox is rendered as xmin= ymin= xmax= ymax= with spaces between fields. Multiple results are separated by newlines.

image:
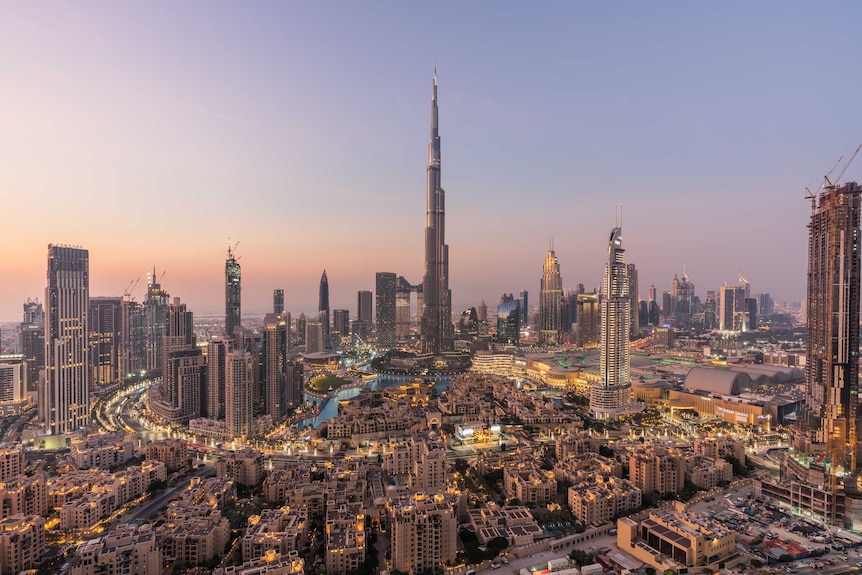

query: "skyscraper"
xmin=40 ymin=245 xmax=89 ymax=435
xmin=575 ymin=293 xmax=599 ymax=349
xmin=496 ymin=296 xmax=520 ymax=344
xmin=295 ymin=313 xmax=307 ymax=347
xmin=519 ymin=290 xmax=529 ymax=329
xmin=376 ymin=272 xmax=396 ymax=349
xmin=263 ymin=313 xmax=289 ymax=420
xmin=357 ymin=290 xmax=373 ymax=323
xmin=805 ymin=181 xmax=861 ymax=473
xmin=207 ymin=337 xmax=231 ymax=420
xmin=539 ymin=249 xmax=563 ymax=345
xmin=421 ymin=68 xmax=453 ymax=355
xmin=333 ymin=309 xmax=350 ymax=348
xmin=225 ymin=349 xmax=253 ymax=439
xmin=627 ymin=263 xmax=639 ymax=338
xmin=590 ymin=224 xmax=638 ymax=420
xmin=89 ymin=297 xmax=124 ymax=386
xmin=225 ymin=245 xmax=241 ymax=337
xmin=273 ymin=289 xmax=284 ymax=315
xmin=18 ymin=299 xmax=44 ymax=391
xmin=144 ymin=267 xmax=168 ymax=377
xmin=318 ymin=270 xmax=331 ymax=350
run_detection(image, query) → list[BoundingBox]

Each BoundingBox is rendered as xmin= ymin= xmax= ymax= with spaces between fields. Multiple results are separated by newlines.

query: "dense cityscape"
xmin=3 ymin=4 xmax=862 ymax=575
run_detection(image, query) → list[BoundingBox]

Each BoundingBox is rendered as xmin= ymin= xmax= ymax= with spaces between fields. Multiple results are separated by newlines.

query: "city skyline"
xmin=3 ymin=3 xmax=862 ymax=321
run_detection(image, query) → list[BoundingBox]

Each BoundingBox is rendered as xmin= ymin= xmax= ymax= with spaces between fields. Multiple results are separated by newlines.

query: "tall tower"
xmin=144 ymin=267 xmax=169 ymax=377
xmin=421 ymin=67 xmax=453 ymax=355
xmin=273 ymin=289 xmax=284 ymax=315
xmin=318 ymin=270 xmax=331 ymax=350
xmin=225 ymin=348 xmax=253 ymax=439
xmin=539 ymin=249 xmax=563 ymax=345
xmin=40 ymin=245 xmax=90 ymax=435
xmin=357 ymin=290 xmax=373 ymax=323
xmin=627 ymin=264 xmax=639 ymax=338
xmin=590 ymin=219 xmax=638 ymax=420
xmin=263 ymin=313 xmax=289 ymax=420
xmin=376 ymin=272 xmax=397 ymax=350
xmin=805 ymin=181 xmax=861 ymax=473
xmin=89 ymin=297 xmax=124 ymax=386
xmin=18 ymin=299 xmax=44 ymax=391
xmin=225 ymin=245 xmax=241 ymax=337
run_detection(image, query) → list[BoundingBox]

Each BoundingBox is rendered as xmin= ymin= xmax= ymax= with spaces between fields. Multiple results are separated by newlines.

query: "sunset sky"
xmin=2 ymin=2 xmax=861 ymax=322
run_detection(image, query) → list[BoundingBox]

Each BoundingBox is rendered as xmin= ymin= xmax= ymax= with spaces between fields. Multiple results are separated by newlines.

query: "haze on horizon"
xmin=2 ymin=2 xmax=861 ymax=323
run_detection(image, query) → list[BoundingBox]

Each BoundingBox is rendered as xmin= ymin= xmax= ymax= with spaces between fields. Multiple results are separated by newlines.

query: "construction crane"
xmin=825 ymin=143 xmax=862 ymax=189
xmin=228 ymin=239 xmax=240 ymax=260
xmin=805 ymin=155 xmax=845 ymax=211
xmin=123 ymin=277 xmax=141 ymax=301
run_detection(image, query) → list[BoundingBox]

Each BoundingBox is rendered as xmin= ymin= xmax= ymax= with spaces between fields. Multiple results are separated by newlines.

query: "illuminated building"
xmin=375 ymin=272 xmax=396 ymax=349
xmin=89 ymin=296 xmax=124 ymax=386
xmin=207 ymin=337 xmax=231 ymax=420
xmin=389 ymin=493 xmax=457 ymax=574
xmin=18 ymin=299 xmax=43 ymax=390
xmin=264 ymin=313 xmax=291 ymax=419
xmin=226 ymin=350 xmax=254 ymax=439
xmin=590 ymin=223 xmax=640 ymax=419
xmin=226 ymin=245 xmax=242 ymax=337
xmin=273 ymin=289 xmax=284 ymax=315
xmin=627 ymin=263 xmax=639 ymax=338
xmin=40 ymin=245 xmax=89 ymax=435
xmin=805 ymin=181 xmax=861 ymax=471
xmin=357 ymin=290 xmax=372 ymax=323
xmin=143 ymin=267 xmax=168 ymax=377
xmin=575 ymin=293 xmax=599 ymax=348
xmin=318 ymin=270 xmax=331 ymax=350
xmin=496 ymin=296 xmax=520 ymax=344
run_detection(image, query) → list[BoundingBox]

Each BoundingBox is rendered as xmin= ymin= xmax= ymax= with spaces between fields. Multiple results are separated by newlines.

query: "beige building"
xmin=146 ymin=438 xmax=189 ymax=472
xmin=629 ymin=446 xmax=684 ymax=496
xmin=162 ymin=510 xmax=230 ymax=566
xmin=503 ymin=463 xmax=557 ymax=506
xmin=324 ymin=503 xmax=365 ymax=575
xmin=694 ymin=436 xmax=745 ymax=464
xmin=568 ymin=475 xmax=641 ymax=526
xmin=389 ymin=493 xmax=457 ymax=574
xmin=617 ymin=506 xmax=735 ymax=569
xmin=0 ymin=515 xmax=44 ymax=575
xmin=466 ymin=503 xmax=543 ymax=546
xmin=71 ymin=524 xmax=161 ymax=575
xmin=217 ymin=448 xmax=265 ymax=487
xmin=685 ymin=455 xmax=732 ymax=490
xmin=0 ymin=472 xmax=47 ymax=519
xmin=214 ymin=551 xmax=305 ymax=575
xmin=0 ymin=448 xmax=23 ymax=483
xmin=243 ymin=507 xmax=308 ymax=563
xmin=71 ymin=434 xmax=135 ymax=470
xmin=555 ymin=432 xmax=599 ymax=461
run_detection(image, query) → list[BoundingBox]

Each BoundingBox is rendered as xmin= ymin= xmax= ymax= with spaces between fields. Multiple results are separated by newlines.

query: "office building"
xmin=375 ymin=272 xmax=396 ymax=349
xmin=805 ymin=181 xmax=861 ymax=471
xmin=122 ymin=299 xmax=146 ymax=381
xmin=226 ymin=349 xmax=254 ymax=439
xmin=590 ymin=223 xmax=638 ymax=419
xmin=160 ymin=298 xmax=205 ymax=423
xmin=40 ymin=245 xmax=89 ymax=435
xmin=357 ymin=290 xmax=373 ymax=323
xmin=757 ymin=292 xmax=774 ymax=316
xmin=496 ymin=296 xmax=520 ymax=345
xmin=295 ymin=313 xmax=306 ymax=347
xmin=539 ymin=249 xmax=563 ymax=345
xmin=226 ymin=246 xmax=242 ymax=337
xmin=519 ymin=290 xmax=529 ymax=329
xmin=396 ymin=277 xmax=413 ymax=340
xmin=318 ymin=270 xmax=331 ymax=350
xmin=0 ymin=357 xmax=27 ymax=413
xmin=421 ymin=68 xmax=453 ymax=355
xmin=89 ymin=296 xmax=124 ymax=386
xmin=273 ymin=289 xmax=284 ymax=315
xmin=305 ymin=321 xmax=323 ymax=354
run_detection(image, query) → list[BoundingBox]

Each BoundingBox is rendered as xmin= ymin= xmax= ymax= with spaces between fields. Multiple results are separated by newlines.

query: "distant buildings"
xmin=496 ymin=295 xmax=520 ymax=344
xmin=318 ymin=270 xmax=331 ymax=351
xmin=375 ymin=272 xmax=396 ymax=349
xmin=273 ymin=289 xmax=284 ymax=315
xmin=226 ymin=246 xmax=242 ymax=337
xmin=40 ymin=244 xmax=90 ymax=435
xmin=18 ymin=299 xmax=43 ymax=391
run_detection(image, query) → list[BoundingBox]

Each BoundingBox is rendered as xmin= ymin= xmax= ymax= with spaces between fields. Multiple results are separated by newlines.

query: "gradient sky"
xmin=2 ymin=2 xmax=862 ymax=322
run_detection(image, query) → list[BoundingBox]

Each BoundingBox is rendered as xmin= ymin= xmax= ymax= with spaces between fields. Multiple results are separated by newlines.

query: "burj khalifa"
xmin=421 ymin=68 xmax=453 ymax=355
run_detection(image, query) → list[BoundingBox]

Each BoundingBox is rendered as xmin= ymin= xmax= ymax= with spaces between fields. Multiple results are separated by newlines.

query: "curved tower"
xmin=590 ymin=221 xmax=640 ymax=419
xmin=319 ymin=270 xmax=331 ymax=350
xmin=421 ymin=67 xmax=453 ymax=354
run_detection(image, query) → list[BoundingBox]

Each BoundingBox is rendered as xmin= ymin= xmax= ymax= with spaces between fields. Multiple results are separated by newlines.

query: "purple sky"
xmin=1 ymin=2 xmax=861 ymax=321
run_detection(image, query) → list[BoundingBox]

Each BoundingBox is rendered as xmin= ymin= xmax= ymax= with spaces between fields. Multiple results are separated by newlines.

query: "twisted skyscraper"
xmin=421 ymin=68 xmax=453 ymax=354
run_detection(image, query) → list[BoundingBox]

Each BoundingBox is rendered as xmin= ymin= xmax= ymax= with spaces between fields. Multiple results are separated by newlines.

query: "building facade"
xmin=539 ymin=249 xmax=563 ymax=345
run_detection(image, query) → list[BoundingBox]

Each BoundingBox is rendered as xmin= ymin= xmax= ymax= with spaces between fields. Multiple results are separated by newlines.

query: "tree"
xmin=645 ymin=568 xmax=656 ymax=575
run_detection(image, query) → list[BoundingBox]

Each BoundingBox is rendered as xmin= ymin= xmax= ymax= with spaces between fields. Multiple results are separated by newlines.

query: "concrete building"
xmin=146 ymin=438 xmax=189 ymax=473
xmin=217 ymin=448 xmax=264 ymax=487
xmin=568 ymin=475 xmax=641 ymax=527
xmin=0 ymin=515 xmax=45 ymax=575
xmin=71 ymin=523 xmax=161 ymax=575
xmin=0 ymin=448 xmax=23 ymax=483
xmin=242 ymin=507 xmax=308 ymax=563
xmin=629 ymin=446 xmax=684 ymax=497
xmin=539 ymin=249 xmax=563 ymax=345
xmin=375 ymin=272 xmax=396 ymax=350
xmin=0 ymin=473 xmax=47 ymax=519
xmin=226 ymin=349 xmax=254 ymax=439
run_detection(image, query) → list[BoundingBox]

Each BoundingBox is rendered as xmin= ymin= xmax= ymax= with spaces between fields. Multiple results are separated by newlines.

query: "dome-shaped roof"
xmin=683 ymin=366 xmax=751 ymax=395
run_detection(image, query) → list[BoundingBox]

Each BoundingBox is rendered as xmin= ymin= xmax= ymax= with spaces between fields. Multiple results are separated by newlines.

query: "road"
xmin=114 ymin=466 xmax=211 ymax=526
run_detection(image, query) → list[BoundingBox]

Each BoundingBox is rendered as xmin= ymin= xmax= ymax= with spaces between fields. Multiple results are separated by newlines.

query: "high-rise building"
xmin=357 ymin=290 xmax=373 ymax=323
xmin=351 ymin=320 xmax=372 ymax=347
xmin=718 ymin=285 xmax=746 ymax=331
xmin=40 ymin=245 xmax=89 ymax=435
xmin=539 ymin=249 xmax=563 ymax=345
xmin=305 ymin=321 xmax=324 ymax=354
xmin=627 ymin=263 xmax=639 ymax=338
xmin=143 ymin=268 xmax=169 ymax=377
xmin=18 ymin=299 xmax=44 ymax=391
xmin=375 ymin=272 xmax=396 ymax=349
xmin=285 ymin=355 xmax=303 ymax=410
xmin=519 ymin=290 xmax=529 ymax=329
xmin=703 ymin=291 xmax=717 ymax=330
xmin=396 ymin=277 xmax=413 ymax=340
xmin=263 ymin=313 xmax=290 ymax=422
xmin=477 ymin=299 xmax=488 ymax=322
xmin=122 ymin=299 xmax=146 ymax=381
xmin=295 ymin=313 xmax=306 ymax=347
xmin=332 ymin=309 xmax=350 ymax=348
xmin=225 ymin=349 xmax=254 ymax=439
xmin=590 ymin=224 xmax=638 ymax=420
xmin=273 ymin=289 xmax=284 ymax=315
xmin=805 ymin=181 xmax=861 ymax=472
xmin=225 ymin=247 xmax=242 ymax=338
xmin=318 ymin=270 xmax=331 ymax=350
xmin=496 ymin=297 xmax=520 ymax=344
xmin=389 ymin=493 xmax=457 ymax=574
xmin=161 ymin=298 xmax=204 ymax=423
xmin=0 ymin=356 xmax=27 ymax=409
xmin=756 ymin=293 xmax=774 ymax=317
xmin=575 ymin=293 xmax=599 ymax=349
xmin=89 ymin=297 xmax=124 ymax=386
xmin=206 ymin=338 xmax=231 ymax=420
xmin=421 ymin=68 xmax=453 ymax=355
